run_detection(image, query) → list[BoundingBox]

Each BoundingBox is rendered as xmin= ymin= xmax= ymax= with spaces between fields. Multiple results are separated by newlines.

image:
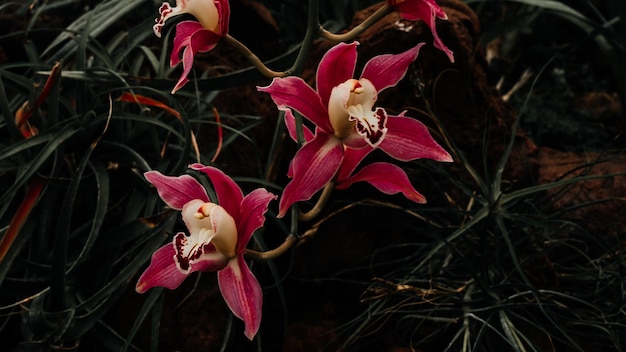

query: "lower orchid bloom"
xmin=153 ymin=0 xmax=231 ymax=93
xmin=258 ymin=41 xmax=452 ymax=217
xmin=387 ymin=0 xmax=454 ymax=62
xmin=136 ymin=164 xmax=276 ymax=340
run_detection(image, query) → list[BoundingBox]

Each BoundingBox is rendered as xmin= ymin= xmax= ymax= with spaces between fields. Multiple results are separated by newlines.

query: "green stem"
xmin=318 ymin=4 xmax=393 ymax=42
xmin=221 ymin=0 xmax=320 ymax=80
xmin=290 ymin=0 xmax=320 ymax=77
xmin=244 ymin=234 xmax=298 ymax=261
xmin=221 ymin=35 xmax=287 ymax=78
xmin=299 ymin=181 xmax=334 ymax=222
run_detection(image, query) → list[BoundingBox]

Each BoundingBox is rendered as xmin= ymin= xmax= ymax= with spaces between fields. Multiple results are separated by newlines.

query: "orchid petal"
xmin=278 ymin=133 xmax=344 ymax=217
xmin=218 ymin=257 xmax=263 ymax=340
xmin=316 ymin=41 xmax=358 ymax=108
xmin=237 ymin=189 xmax=276 ymax=252
xmin=258 ymin=77 xmax=333 ymax=133
xmin=136 ymin=243 xmax=228 ymax=293
xmin=336 ymin=162 xmax=426 ymax=203
xmin=190 ymin=164 xmax=244 ymax=224
xmin=284 ymin=108 xmax=314 ymax=143
xmin=170 ymin=22 xmax=222 ymax=93
xmin=170 ymin=21 xmax=218 ymax=66
xmin=379 ymin=115 xmax=452 ymax=162
xmin=144 ymin=171 xmax=209 ymax=210
xmin=388 ymin=0 xmax=454 ymax=62
xmin=360 ymin=43 xmax=424 ymax=92
xmin=336 ymin=146 xmax=373 ymax=181
xmin=215 ymin=0 xmax=231 ymax=34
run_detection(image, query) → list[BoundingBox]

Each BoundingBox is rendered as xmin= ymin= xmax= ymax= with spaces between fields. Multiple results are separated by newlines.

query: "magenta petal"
xmin=284 ymin=108 xmax=314 ymax=143
xmin=391 ymin=0 xmax=454 ymax=62
xmin=144 ymin=171 xmax=209 ymax=209
xmin=170 ymin=22 xmax=222 ymax=93
xmin=258 ymin=77 xmax=333 ymax=133
xmin=218 ymin=257 xmax=263 ymax=340
xmin=190 ymin=164 xmax=244 ymax=223
xmin=170 ymin=21 xmax=204 ymax=67
xmin=216 ymin=0 xmax=231 ymax=34
xmin=336 ymin=162 xmax=426 ymax=203
xmin=135 ymin=243 xmax=228 ymax=293
xmin=360 ymin=43 xmax=424 ymax=93
xmin=278 ymin=133 xmax=344 ymax=217
xmin=237 ymin=189 xmax=277 ymax=252
xmin=379 ymin=115 xmax=452 ymax=162
xmin=336 ymin=146 xmax=373 ymax=181
xmin=136 ymin=245 xmax=187 ymax=293
xmin=316 ymin=41 xmax=358 ymax=108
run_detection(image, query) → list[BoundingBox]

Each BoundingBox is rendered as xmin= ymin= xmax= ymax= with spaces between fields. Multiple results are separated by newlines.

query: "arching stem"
xmin=221 ymin=34 xmax=288 ymax=78
xmin=299 ymin=181 xmax=334 ymax=222
xmin=318 ymin=4 xmax=394 ymax=43
xmin=244 ymin=234 xmax=298 ymax=261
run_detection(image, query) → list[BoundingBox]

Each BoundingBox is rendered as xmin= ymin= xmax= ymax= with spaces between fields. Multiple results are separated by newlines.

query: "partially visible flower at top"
xmin=387 ymin=0 xmax=454 ymax=62
xmin=136 ymin=164 xmax=276 ymax=340
xmin=258 ymin=41 xmax=452 ymax=217
xmin=153 ymin=0 xmax=230 ymax=93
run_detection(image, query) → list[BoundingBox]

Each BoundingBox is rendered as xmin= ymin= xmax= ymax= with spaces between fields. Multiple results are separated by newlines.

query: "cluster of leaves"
xmin=329 ymin=89 xmax=626 ymax=351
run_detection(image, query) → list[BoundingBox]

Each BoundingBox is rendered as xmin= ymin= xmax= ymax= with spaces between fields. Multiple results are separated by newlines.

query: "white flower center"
xmin=153 ymin=0 xmax=220 ymax=38
xmin=328 ymin=78 xmax=388 ymax=147
xmin=173 ymin=199 xmax=237 ymax=273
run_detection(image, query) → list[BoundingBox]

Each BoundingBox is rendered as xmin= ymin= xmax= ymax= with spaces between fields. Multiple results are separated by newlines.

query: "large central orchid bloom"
xmin=153 ymin=0 xmax=230 ymax=93
xmin=258 ymin=42 xmax=452 ymax=217
xmin=136 ymin=164 xmax=276 ymax=340
xmin=387 ymin=0 xmax=454 ymax=62
xmin=282 ymin=108 xmax=433 ymax=205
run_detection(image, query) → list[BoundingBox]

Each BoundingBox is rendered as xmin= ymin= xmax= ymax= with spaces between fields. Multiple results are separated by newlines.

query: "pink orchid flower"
xmin=283 ymin=108 xmax=432 ymax=205
xmin=387 ymin=0 xmax=454 ymax=62
xmin=153 ymin=0 xmax=231 ymax=93
xmin=136 ymin=164 xmax=276 ymax=340
xmin=258 ymin=42 xmax=452 ymax=217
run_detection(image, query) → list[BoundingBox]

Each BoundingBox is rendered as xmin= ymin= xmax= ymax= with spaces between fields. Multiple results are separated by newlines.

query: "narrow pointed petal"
xmin=136 ymin=243 xmax=228 ymax=293
xmin=190 ymin=164 xmax=244 ymax=223
xmin=316 ymin=41 xmax=358 ymax=108
xmin=284 ymin=108 xmax=314 ymax=143
xmin=389 ymin=0 xmax=454 ymax=62
xmin=360 ymin=43 xmax=424 ymax=92
xmin=237 ymin=189 xmax=276 ymax=252
xmin=218 ymin=257 xmax=263 ymax=340
xmin=136 ymin=245 xmax=188 ymax=293
xmin=336 ymin=146 xmax=373 ymax=181
xmin=278 ymin=133 xmax=344 ymax=217
xmin=170 ymin=22 xmax=222 ymax=93
xmin=258 ymin=77 xmax=333 ymax=133
xmin=379 ymin=115 xmax=452 ymax=162
xmin=144 ymin=171 xmax=209 ymax=210
xmin=336 ymin=162 xmax=426 ymax=203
